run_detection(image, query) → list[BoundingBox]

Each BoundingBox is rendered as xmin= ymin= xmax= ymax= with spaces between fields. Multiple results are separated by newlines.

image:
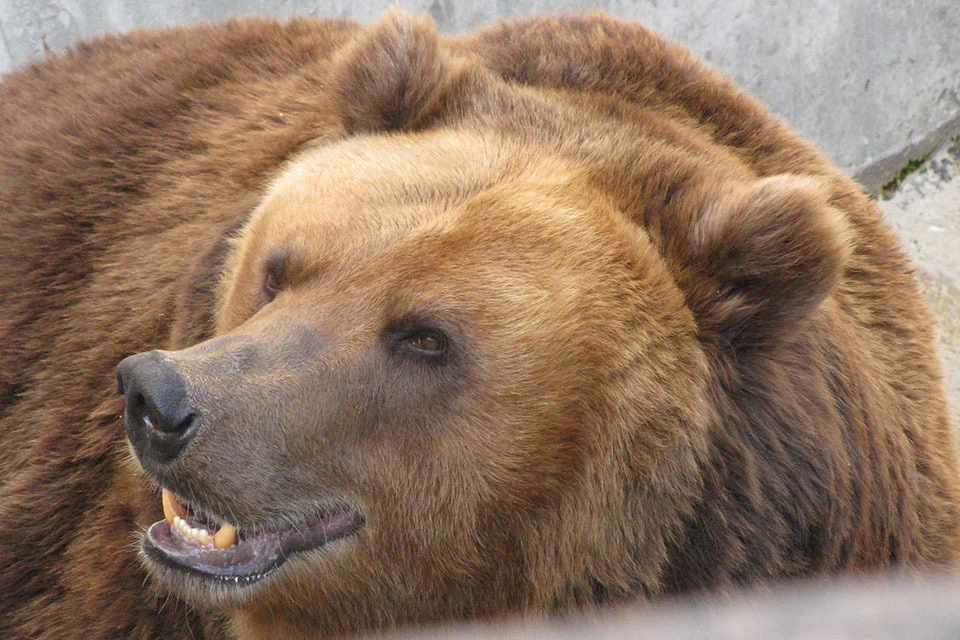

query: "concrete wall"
xmin=2 ymin=0 xmax=959 ymax=187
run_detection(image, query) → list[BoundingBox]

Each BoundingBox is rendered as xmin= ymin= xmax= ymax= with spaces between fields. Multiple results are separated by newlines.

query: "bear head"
xmin=117 ymin=9 xmax=851 ymax=638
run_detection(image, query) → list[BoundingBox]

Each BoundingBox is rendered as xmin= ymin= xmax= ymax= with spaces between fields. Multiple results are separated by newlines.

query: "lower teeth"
xmin=172 ymin=516 xmax=212 ymax=546
xmin=163 ymin=489 xmax=238 ymax=548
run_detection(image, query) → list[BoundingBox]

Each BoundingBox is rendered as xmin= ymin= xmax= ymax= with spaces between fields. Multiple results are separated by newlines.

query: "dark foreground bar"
xmin=404 ymin=573 xmax=960 ymax=640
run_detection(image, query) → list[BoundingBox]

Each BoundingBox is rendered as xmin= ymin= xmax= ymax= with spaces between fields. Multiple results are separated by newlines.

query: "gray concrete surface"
xmin=2 ymin=1 xmax=960 ymax=187
xmin=879 ymin=140 xmax=960 ymax=427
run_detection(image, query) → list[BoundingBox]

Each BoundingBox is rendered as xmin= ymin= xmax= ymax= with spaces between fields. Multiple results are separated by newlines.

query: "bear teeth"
xmin=162 ymin=488 xmax=238 ymax=549
xmin=213 ymin=523 xmax=238 ymax=549
xmin=161 ymin=487 xmax=186 ymax=523
xmin=172 ymin=515 xmax=213 ymax=546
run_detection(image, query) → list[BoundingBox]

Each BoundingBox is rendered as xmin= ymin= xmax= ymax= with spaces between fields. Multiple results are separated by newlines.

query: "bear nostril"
xmin=133 ymin=392 xmax=163 ymax=433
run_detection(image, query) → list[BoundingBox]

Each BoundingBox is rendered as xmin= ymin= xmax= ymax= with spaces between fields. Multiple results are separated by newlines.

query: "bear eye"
xmin=404 ymin=329 xmax=447 ymax=355
xmin=263 ymin=253 xmax=286 ymax=301
xmin=264 ymin=270 xmax=281 ymax=299
xmin=388 ymin=323 xmax=453 ymax=363
xmin=385 ymin=317 xmax=456 ymax=365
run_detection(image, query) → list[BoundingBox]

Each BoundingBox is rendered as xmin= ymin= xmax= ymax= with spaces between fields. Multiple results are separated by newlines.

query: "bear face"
xmin=113 ymin=11 xmax=876 ymax=637
xmin=119 ymin=128 xmax=714 ymax=633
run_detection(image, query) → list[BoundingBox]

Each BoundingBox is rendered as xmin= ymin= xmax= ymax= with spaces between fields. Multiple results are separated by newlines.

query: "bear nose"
xmin=117 ymin=350 xmax=199 ymax=465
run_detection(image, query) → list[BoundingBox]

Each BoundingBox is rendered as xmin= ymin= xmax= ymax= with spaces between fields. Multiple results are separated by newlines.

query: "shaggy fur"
xmin=1 ymin=9 xmax=958 ymax=639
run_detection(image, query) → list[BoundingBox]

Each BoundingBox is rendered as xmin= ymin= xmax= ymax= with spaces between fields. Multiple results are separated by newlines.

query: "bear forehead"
xmin=235 ymin=128 xmax=644 ymax=281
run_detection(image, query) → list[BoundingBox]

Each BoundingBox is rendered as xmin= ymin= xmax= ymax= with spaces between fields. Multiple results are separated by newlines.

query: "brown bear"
xmin=0 ymin=8 xmax=958 ymax=640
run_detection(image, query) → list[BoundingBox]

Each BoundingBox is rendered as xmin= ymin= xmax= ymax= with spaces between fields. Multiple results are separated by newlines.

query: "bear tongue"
xmin=161 ymin=488 xmax=237 ymax=549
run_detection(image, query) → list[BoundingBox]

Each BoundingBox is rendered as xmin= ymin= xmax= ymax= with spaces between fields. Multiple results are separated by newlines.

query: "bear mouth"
xmin=142 ymin=489 xmax=365 ymax=585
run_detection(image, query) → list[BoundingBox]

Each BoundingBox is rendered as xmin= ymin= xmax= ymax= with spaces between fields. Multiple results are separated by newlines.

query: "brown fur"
xmin=1 ymin=9 xmax=958 ymax=639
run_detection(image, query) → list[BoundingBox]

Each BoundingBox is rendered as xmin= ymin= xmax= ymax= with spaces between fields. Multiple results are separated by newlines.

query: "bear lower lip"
xmin=142 ymin=507 xmax=365 ymax=583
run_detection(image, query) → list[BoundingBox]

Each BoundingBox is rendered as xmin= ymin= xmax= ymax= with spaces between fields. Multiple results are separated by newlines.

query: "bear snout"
xmin=118 ymin=350 xmax=199 ymax=465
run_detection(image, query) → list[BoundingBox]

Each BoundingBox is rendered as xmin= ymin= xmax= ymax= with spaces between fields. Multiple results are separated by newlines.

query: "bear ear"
xmin=325 ymin=8 xmax=457 ymax=134
xmin=680 ymin=175 xmax=852 ymax=352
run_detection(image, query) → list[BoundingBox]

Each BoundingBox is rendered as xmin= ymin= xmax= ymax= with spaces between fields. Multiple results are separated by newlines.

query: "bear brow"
xmin=267 ymin=239 xmax=355 ymax=286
